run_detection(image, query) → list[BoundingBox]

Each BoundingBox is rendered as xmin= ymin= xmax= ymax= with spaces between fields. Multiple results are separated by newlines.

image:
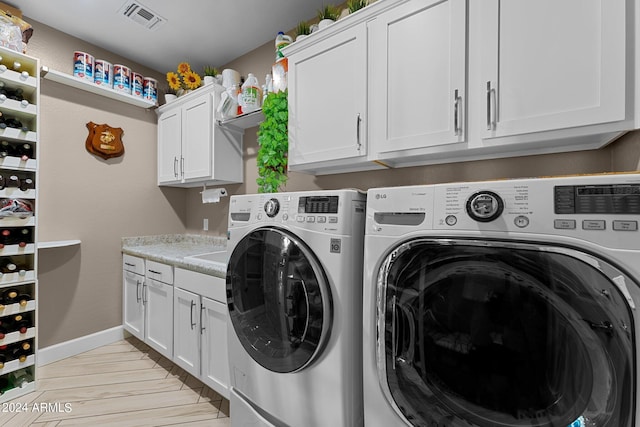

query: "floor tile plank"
xmin=6 ymin=339 xmax=230 ymax=426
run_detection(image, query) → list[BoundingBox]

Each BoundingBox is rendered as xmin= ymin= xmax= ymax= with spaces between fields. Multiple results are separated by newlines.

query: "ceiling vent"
xmin=118 ymin=1 xmax=167 ymax=30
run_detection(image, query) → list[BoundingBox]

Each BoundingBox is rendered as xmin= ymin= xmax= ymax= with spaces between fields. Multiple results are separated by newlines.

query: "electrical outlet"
xmin=203 ymin=218 xmax=209 ymax=231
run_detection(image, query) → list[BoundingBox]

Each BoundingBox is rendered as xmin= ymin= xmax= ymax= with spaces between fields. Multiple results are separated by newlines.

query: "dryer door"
xmin=226 ymin=227 xmax=332 ymax=373
xmin=377 ymin=239 xmax=636 ymax=427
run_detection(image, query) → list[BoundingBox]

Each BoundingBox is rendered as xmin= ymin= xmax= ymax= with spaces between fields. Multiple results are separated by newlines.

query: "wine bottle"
xmin=12 ymin=313 xmax=32 ymax=334
xmin=3 ymin=117 xmax=27 ymax=132
xmin=0 ymin=228 xmax=10 ymax=249
xmin=8 ymin=88 xmax=23 ymax=102
xmin=6 ymin=175 xmax=19 ymax=188
xmin=0 ymin=140 xmax=11 ymax=158
xmin=19 ymin=177 xmax=34 ymax=191
xmin=16 ymin=143 xmax=33 ymax=161
xmin=9 ymin=369 xmax=33 ymax=387
xmin=16 ymin=293 xmax=31 ymax=307
xmin=2 ymin=288 xmax=18 ymax=304
xmin=10 ymin=343 xmax=30 ymax=362
xmin=0 ymin=346 xmax=6 ymax=368
xmin=0 ymin=259 xmax=18 ymax=275
xmin=14 ymin=228 xmax=32 ymax=247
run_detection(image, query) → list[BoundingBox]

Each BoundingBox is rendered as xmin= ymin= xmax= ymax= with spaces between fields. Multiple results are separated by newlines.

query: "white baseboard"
xmin=37 ymin=326 xmax=126 ymax=366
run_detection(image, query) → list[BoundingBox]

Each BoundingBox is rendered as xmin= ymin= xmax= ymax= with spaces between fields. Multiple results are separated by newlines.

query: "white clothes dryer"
xmin=226 ymin=190 xmax=366 ymax=427
xmin=363 ymin=174 xmax=640 ymax=427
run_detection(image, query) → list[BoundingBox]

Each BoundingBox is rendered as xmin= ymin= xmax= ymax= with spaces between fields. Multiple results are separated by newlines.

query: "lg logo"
xmin=375 ymin=193 xmax=387 ymax=200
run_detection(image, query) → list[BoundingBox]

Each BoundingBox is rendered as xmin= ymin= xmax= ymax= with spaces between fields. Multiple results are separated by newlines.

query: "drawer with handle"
xmin=145 ymin=260 xmax=174 ymax=285
xmin=123 ymin=254 xmax=145 ymax=275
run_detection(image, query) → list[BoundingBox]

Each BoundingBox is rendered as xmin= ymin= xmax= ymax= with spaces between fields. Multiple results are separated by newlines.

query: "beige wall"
xmin=185 ymin=36 xmax=640 ymax=236
xmin=27 ymin=20 xmax=188 ymax=347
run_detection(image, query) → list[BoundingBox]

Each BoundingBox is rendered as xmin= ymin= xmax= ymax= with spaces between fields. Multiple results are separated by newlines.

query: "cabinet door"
xmin=481 ymin=0 xmax=626 ymax=138
xmin=157 ymin=108 xmax=182 ymax=184
xmin=201 ymin=296 xmax=230 ymax=399
xmin=371 ymin=0 xmax=466 ymax=155
xmin=182 ymin=94 xmax=213 ymax=181
xmin=123 ymin=270 xmax=145 ymax=341
xmin=173 ymin=288 xmax=200 ymax=378
xmin=288 ymin=23 xmax=367 ymax=167
xmin=145 ymin=278 xmax=173 ymax=359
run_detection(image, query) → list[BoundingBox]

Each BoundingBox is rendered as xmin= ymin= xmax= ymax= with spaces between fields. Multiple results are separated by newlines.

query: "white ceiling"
xmin=12 ymin=0 xmax=328 ymax=73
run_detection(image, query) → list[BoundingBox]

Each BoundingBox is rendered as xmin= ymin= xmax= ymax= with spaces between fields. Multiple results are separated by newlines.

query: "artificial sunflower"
xmin=177 ymin=62 xmax=191 ymax=75
xmin=166 ymin=62 xmax=202 ymax=94
xmin=183 ymin=70 xmax=202 ymax=90
xmin=166 ymin=71 xmax=181 ymax=91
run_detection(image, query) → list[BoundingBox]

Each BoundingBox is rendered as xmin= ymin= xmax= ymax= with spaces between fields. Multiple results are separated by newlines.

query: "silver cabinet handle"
xmin=200 ymin=304 xmax=206 ymax=334
xmin=180 ymin=156 xmax=185 ymax=178
xmin=453 ymin=89 xmax=462 ymax=136
xmin=136 ymin=279 xmax=141 ymax=303
xmin=486 ymin=81 xmax=496 ymax=130
xmin=190 ymin=300 xmax=196 ymax=330
xmin=173 ymin=157 xmax=178 ymax=178
xmin=356 ymin=113 xmax=362 ymax=150
xmin=142 ymin=283 xmax=147 ymax=305
xmin=124 ymin=262 xmax=135 ymax=267
xmin=148 ymin=269 xmax=162 ymax=275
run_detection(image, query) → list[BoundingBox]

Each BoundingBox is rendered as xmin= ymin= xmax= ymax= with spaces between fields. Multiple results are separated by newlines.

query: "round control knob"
xmin=445 ymin=215 xmax=458 ymax=226
xmin=264 ymin=198 xmax=280 ymax=218
xmin=466 ymin=191 xmax=504 ymax=222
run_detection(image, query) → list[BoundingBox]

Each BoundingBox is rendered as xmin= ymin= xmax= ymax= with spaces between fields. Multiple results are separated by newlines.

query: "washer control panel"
xmin=466 ymin=191 xmax=504 ymax=222
xmin=367 ymin=174 xmax=640 ymax=250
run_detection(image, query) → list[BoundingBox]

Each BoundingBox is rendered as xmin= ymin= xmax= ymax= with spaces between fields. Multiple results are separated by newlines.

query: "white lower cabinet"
xmin=144 ymin=277 xmax=173 ymax=359
xmin=173 ymin=287 xmax=200 ymax=376
xmin=201 ymin=296 xmax=229 ymax=395
xmin=123 ymin=255 xmax=145 ymax=340
xmin=123 ymin=256 xmax=174 ymax=360
xmin=173 ymin=268 xmax=230 ymax=399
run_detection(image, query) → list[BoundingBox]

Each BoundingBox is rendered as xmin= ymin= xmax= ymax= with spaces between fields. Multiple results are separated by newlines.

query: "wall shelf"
xmin=40 ymin=67 xmax=157 ymax=109
xmin=217 ymin=109 xmax=263 ymax=129
xmin=38 ymin=240 xmax=81 ymax=249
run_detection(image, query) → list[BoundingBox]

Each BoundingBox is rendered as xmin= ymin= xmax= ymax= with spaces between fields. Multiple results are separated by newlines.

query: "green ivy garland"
xmin=256 ymin=90 xmax=288 ymax=193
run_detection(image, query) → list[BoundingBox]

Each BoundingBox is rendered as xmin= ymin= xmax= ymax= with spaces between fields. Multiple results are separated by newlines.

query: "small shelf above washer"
xmin=40 ymin=66 xmax=157 ymax=109
xmin=38 ymin=240 xmax=82 ymax=249
xmin=217 ymin=109 xmax=263 ymax=129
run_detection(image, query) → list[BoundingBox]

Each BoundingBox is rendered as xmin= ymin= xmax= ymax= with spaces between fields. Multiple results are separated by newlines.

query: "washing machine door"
xmin=226 ymin=226 xmax=332 ymax=373
xmin=377 ymin=239 xmax=636 ymax=427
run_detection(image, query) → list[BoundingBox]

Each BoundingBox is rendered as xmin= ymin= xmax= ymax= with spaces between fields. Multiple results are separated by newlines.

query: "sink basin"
xmin=184 ymin=250 xmax=229 ymax=265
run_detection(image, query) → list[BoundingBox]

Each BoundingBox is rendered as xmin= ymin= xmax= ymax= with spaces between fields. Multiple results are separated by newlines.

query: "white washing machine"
xmin=363 ymin=174 xmax=640 ymax=427
xmin=226 ymin=189 xmax=366 ymax=427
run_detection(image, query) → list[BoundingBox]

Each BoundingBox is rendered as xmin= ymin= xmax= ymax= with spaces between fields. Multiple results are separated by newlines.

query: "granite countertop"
xmin=122 ymin=234 xmax=228 ymax=278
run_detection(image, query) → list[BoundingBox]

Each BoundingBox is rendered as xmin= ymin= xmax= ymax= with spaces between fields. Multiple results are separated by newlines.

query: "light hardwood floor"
xmin=0 ymin=338 xmax=230 ymax=426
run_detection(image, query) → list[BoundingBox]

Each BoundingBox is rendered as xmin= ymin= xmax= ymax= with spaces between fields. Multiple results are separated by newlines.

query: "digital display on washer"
xmin=555 ymin=184 xmax=640 ymax=214
xmin=298 ymin=196 xmax=339 ymax=214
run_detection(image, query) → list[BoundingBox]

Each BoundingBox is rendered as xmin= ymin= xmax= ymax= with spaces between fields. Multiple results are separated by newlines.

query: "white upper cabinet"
xmin=480 ymin=0 xmax=626 ymax=139
xmin=156 ymin=84 xmax=244 ymax=187
xmin=157 ymin=109 xmax=181 ymax=184
xmin=287 ymin=22 xmax=370 ymax=174
xmin=370 ymin=0 xmax=467 ymax=163
xmin=285 ymin=0 xmax=638 ymax=174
